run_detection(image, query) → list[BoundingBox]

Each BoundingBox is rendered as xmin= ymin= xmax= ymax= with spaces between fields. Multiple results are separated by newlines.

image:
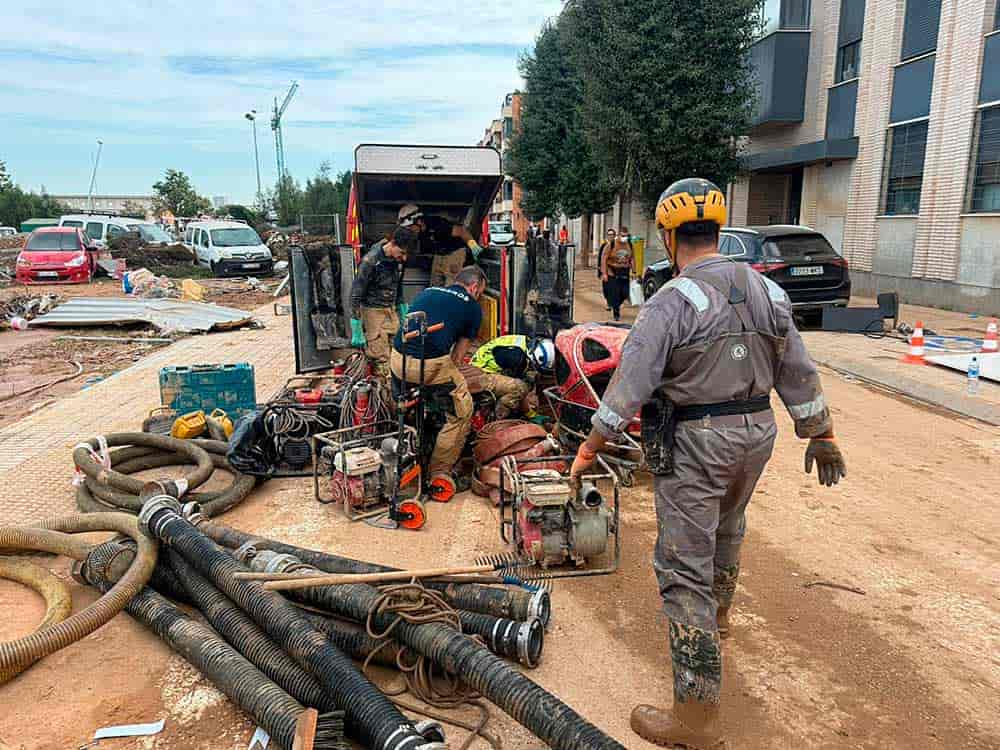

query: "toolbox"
xmin=159 ymin=363 xmax=257 ymax=418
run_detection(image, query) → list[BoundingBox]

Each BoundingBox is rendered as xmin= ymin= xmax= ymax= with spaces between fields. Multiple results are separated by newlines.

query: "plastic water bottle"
xmin=967 ymin=356 xmax=981 ymax=396
xmin=9 ymin=316 xmax=28 ymax=331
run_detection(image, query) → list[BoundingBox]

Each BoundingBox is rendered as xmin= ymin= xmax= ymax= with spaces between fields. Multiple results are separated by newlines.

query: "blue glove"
xmin=350 ymin=318 xmax=366 ymax=348
xmin=397 ymin=302 xmax=409 ymax=320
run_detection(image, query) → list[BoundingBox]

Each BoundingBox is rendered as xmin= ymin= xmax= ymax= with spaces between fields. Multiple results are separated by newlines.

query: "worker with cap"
xmin=399 ymin=202 xmax=485 ymax=286
xmin=568 ymin=178 xmax=847 ymax=749
xmin=391 ymin=266 xmax=488 ymax=492
xmin=470 ymin=336 xmax=554 ymax=418
xmin=350 ymin=225 xmax=419 ymax=376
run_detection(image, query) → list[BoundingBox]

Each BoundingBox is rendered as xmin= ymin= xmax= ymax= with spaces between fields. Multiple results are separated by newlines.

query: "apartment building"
xmin=51 ymin=194 xmax=155 ymax=215
xmin=731 ymin=0 xmax=1000 ymax=311
xmin=478 ymin=92 xmax=530 ymax=242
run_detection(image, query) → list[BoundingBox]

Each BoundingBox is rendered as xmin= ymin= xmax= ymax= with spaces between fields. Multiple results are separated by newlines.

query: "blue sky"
xmin=0 ymin=1 xmax=561 ymax=204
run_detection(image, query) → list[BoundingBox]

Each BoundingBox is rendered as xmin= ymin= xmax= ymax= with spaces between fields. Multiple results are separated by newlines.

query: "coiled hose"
xmin=0 ymin=513 xmax=157 ymax=684
xmin=75 ymin=438 xmax=255 ymax=517
xmin=243 ymin=549 xmax=544 ymax=668
xmin=233 ymin=553 xmax=623 ymax=749
xmin=74 ymin=433 xmax=215 ymax=495
xmin=193 ymin=517 xmax=550 ymax=626
xmin=141 ymin=502 xmax=439 ymax=750
xmin=0 ymin=558 xmax=73 ymax=681
xmin=80 ymin=550 xmax=345 ymax=750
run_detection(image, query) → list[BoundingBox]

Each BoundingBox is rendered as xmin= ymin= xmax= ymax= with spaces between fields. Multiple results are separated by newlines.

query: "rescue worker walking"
xmin=470 ymin=336 xmax=554 ymax=418
xmin=569 ymin=179 xmax=847 ymax=749
xmin=350 ymin=225 xmax=418 ymax=376
xmin=391 ymin=266 xmax=488 ymax=487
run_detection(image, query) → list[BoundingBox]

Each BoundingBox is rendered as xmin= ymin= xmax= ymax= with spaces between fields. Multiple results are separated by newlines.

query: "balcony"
xmin=750 ymin=30 xmax=811 ymax=127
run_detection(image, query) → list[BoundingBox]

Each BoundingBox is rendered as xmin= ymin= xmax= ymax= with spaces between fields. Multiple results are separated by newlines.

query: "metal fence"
xmin=299 ymin=213 xmax=342 ymax=241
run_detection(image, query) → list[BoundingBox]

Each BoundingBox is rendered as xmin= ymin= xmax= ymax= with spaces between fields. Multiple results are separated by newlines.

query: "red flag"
xmin=346 ymin=178 xmax=361 ymax=263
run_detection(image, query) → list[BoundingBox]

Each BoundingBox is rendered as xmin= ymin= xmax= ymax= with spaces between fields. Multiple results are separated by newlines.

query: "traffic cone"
xmin=981 ymin=319 xmax=999 ymax=354
xmin=902 ymin=321 xmax=928 ymax=364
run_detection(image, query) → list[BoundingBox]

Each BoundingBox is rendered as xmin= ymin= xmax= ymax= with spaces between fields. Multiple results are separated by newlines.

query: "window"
xmin=969 ymin=106 xmax=1000 ymax=213
xmin=85 ymin=221 xmax=103 ymax=240
xmin=27 ymin=232 xmax=82 ymax=251
xmin=210 ymin=227 xmax=262 ymax=246
xmin=503 ymin=117 xmax=513 ymax=139
xmin=837 ymin=40 xmax=861 ymax=82
xmin=882 ymin=121 xmax=929 ymax=215
xmin=901 ymin=0 xmax=942 ymax=60
xmin=502 ymin=180 xmax=514 ymax=201
xmin=107 ymin=225 xmax=126 ymax=240
xmin=720 ymin=235 xmax=748 ymax=257
xmin=760 ymin=0 xmax=811 ymax=34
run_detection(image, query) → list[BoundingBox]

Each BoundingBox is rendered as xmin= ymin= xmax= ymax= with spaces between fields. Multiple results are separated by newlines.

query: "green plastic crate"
xmin=159 ymin=363 xmax=257 ymax=418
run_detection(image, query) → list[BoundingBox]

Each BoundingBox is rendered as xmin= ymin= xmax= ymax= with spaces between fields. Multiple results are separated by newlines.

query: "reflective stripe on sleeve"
xmin=787 ymin=393 xmax=827 ymax=419
xmin=665 ymin=277 xmax=709 ymax=313
xmin=594 ymin=403 xmax=629 ymax=434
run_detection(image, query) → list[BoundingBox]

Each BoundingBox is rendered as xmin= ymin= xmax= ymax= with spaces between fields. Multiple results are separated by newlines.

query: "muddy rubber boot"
xmin=631 ymin=621 xmax=726 ymax=749
xmin=716 ymin=605 xmax=731 ymax=640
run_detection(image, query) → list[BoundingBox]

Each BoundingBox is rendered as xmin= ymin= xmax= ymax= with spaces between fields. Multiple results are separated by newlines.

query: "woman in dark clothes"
xmin=600 ymin=227 xmax=634 ymax=320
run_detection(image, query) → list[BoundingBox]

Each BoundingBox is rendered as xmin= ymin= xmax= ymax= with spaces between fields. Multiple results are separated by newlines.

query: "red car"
xmin=15 ymin=227 xmax=99 ymax=284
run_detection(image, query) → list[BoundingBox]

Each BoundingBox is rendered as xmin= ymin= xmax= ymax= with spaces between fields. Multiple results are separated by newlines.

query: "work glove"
xmin=569 ymin=443 xmax=598 ymax=485
xmin=397 ymin=302 xmax=409 ymax=320
xmin=468 ymin=241 xmax=483 ymax=261
xmin=804 ymin=437 xmax=847 ymax=487
xmin=350 ymin=318 xmax=366 ymax=349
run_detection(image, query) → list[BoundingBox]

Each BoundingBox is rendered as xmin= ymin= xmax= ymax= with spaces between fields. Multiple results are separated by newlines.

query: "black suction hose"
xmin=191 ymin=515 xmax=550 ymax=626
xmin=243 ymin=549 xmax=544 ymax=669
xmin=234 ymin=552 xmax=623 ymax=750
xmin=79 ymin=544 xmax=344 ymax=750
xmin=138 ymin=499 xmax=439 ymax=750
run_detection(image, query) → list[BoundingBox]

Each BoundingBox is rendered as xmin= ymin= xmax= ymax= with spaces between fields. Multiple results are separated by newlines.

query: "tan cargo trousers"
xmin=390 ymin=349 xmax=473 ymax=474
xmin=479 ymin=372 xmax=531 ymax=417
xmin=430 ymin=248 xmax=467 ymax=287
xmin=361 ymin=306 xmax=398 ymax=376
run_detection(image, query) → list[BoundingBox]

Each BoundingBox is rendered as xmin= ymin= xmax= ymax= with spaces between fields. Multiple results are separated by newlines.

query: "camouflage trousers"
xmin=653 ymin=411 xmax=777 ymax=632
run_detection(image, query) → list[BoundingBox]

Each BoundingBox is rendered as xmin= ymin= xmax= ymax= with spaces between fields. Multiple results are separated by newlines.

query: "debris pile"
xmin=111 ymin=242 xmax=195 ymax=271
xmin=1 ymin=293 xmax=60 ymax=324
xmin=0 ymin=234 xmax=26 ymax=250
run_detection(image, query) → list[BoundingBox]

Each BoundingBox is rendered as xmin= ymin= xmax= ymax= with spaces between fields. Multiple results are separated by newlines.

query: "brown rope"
xmin=362 ymin=580 xmax=500 ymax=750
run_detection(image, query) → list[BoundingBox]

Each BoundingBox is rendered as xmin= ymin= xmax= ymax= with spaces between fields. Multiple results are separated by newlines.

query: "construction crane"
xmin=271 ymin=80 xmax=299 ymax=185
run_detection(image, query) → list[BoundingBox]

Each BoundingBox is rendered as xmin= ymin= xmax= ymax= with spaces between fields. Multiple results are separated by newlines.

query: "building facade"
xmin=732 ymin=0 xmax=1000 ymax=311
xmin=51 ymin=195 xmax=155 ymax=216
xmin=478 ymin=93 xmax=530 ymax=242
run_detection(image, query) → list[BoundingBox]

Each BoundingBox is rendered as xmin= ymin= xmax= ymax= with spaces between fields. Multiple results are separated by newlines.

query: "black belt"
xmin=675 ymin=396 xmax=771 ymax=422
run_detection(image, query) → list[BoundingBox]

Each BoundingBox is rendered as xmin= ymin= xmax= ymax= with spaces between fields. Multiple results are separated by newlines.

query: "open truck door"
xmin=288 ymin=143 xmax=576 ymax=374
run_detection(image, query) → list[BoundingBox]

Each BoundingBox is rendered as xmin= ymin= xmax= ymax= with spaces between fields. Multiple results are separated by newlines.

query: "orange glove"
xmin=570 ymin=443 xmax=598 ymax=482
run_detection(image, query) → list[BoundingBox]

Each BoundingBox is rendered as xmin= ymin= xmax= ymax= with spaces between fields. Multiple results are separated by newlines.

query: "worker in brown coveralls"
xmin=570 ymin=178 xmax=847 ymax=749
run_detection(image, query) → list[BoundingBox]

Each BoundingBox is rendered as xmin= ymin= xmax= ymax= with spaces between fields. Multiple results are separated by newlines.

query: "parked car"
xmin=488 ymin=220 xmax=516 ymax=246
xmin=58 ymin=214 xmax=139 ymax=248
xmin=0 ymin=226 xmax=16 ymax=237
xmin=641 ymin=225 xmax=851 ymax=322
xmin=15 ymin=227 xmax=99 ymax=284
xmin=183 ymin=220 xmax=273 ymax=276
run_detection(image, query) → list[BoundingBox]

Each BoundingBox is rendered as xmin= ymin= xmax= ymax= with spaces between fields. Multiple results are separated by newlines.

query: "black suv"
xmin=642 ymin=225 xmax=851 ymax=322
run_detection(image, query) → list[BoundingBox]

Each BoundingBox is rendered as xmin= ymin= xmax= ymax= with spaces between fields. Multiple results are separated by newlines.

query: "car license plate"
xmin=37 ymin=271 xmax=59 ymax=278
xmin=791 ymin=265 xmax=823 ymax=277
xmin=243 ymin=263 xmax=260 ymax=270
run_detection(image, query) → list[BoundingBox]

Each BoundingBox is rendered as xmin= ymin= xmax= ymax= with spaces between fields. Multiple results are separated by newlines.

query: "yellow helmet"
xmin=655 ymin=178 xmax=727 ymax=233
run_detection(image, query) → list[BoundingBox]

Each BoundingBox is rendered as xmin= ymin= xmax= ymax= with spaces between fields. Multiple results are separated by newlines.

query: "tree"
xmin=152 ymin=169 xmax=212 ymax=217
xmin=0 ymin=160 xmax=11 ymax=192
xmin=273 ymin=174 xmax=304 ymax=226
xmin=302 ymin=162 xmax=353 ymax=234
xmin=219 ymin=204 xmax=259 ymax=224
xmin=0 ymin=185 xmax=69 ymax=228
xmin=507 ymin=18 xmax=617 ymax=264
xmin=567 ymin=0 xmax=761 ymax=212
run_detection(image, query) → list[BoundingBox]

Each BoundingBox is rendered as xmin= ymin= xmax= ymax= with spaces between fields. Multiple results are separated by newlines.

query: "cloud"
xmin=0 ymin=0 xmax=560 ymax=202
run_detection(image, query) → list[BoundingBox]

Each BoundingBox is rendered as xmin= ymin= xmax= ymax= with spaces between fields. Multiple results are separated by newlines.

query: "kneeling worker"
xmin=391 ymin=266 xmax=487 ymax=485
xmin=470 ymin=336 xmax=554 ymax=418
xmin=569 ymin=178 xmax=847 ymax=749
xmin=350 ymin=226 xmax=418 ymax=376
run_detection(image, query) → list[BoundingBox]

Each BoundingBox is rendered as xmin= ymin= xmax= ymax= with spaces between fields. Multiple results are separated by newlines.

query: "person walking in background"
xmin=601 ymin=225 xmax=635 ymax=320
xmin=598 ymin=228 xmax=617 ymax=311
xmin=558 ymin=224 xmax=569 ymax=245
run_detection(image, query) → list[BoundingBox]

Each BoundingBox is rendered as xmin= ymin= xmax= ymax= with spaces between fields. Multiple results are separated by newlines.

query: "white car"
xmin=0 ymin=226 xmax=16 ymax=237
xmin=184 ymin=220 xmax=274 ymax=276
xmin=488 ymin=220 xmax=516 ymax=246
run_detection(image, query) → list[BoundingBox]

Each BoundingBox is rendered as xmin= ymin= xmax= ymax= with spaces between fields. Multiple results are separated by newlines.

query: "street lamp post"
xmin=245 ymin=111 xmax=263 ymax=213
xmin=86 ymin=139 xmax=103 ymax=213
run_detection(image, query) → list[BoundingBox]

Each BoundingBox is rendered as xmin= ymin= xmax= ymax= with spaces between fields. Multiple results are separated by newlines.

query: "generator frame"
xmin=498 ymin=454 xmax=621 ymax=580
xmin=312 ymin=421 xmax=420 ymax=522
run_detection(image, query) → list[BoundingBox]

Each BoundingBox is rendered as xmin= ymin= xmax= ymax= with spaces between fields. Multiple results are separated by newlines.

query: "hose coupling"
xmin=517 ymin=617 xmax=545 ymax=668
xmin=242 ymin=548 xmax=313 ymax=576
xmin=140 ymin=478 xmax=188 ymax=502
xmin=181 ymin=501 xmax=206 ymax=526
xmin=528 ymin=588 xmax=552 ymax=628
xmin=413 ymin=720 xmax=446 ymax=743
xmin=138 ymin=495 xmax=183 ymax=538
xmin=233 ymin=540 xmax=259 ymax=563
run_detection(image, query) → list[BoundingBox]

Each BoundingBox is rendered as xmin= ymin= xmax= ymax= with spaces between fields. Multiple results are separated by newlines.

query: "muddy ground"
xmin=0 ymin=265 xmax=997 ymax=749
xmin=0 ymin=277 xmax=279 ymax=429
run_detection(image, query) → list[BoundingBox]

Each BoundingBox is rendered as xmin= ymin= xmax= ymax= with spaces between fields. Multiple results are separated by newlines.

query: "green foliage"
xmin=567 ymin=0 xmax=762 ymax=212
xmin=0 ymin=160 xmax=11 ymax=192
xmin=152 ymin=169 xmax=212 ymax=217
xmin=303 ymin=162 xmax=352 ymax=219
xmin=219 ymin=204 xmax=260 ymax=224
xmin=0 ymin=173 xmax=70 ymax=228
xmin=273 ymin=173 xmax=304 ymax=226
